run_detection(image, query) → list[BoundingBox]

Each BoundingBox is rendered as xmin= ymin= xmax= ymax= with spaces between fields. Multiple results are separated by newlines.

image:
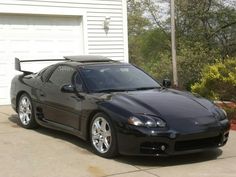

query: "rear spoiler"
xmin=15 ymin=55 xmax=111 ymax=74
xmin=15 ymin=58 xmax=65 ymax=75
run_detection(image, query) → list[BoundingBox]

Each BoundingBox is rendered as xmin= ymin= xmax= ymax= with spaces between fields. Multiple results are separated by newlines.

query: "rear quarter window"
xmin=48 ymin=65 xmax=76 ymax=86
xmin=39 ymin=65 xmax=56 ymax=82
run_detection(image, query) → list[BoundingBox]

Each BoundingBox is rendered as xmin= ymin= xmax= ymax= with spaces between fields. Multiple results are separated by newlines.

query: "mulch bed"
xmin=231 ymin=120 xmax=236 ymax=131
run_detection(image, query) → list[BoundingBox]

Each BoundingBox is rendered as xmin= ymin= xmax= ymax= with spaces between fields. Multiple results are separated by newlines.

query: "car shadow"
xmin=115 ymin=149 xmax=222 ymax=167
xmin=8 ymin=114 xmax=93 ymax=154
xmin=9 ymin=114 xmax=223 ymax=167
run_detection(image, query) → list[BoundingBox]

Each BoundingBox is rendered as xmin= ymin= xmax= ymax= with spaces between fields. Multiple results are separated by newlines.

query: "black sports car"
xmin=11 ymin=55 xmax=230 ymax=158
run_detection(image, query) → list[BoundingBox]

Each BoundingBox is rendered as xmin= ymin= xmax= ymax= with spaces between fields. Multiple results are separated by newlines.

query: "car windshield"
xmin=80 ymin=64 xmax=161 ymax=92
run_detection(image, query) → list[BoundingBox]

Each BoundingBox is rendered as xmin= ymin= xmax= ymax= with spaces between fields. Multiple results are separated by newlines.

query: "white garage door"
xmin=0 ymin=14 xmax=84 ymax=105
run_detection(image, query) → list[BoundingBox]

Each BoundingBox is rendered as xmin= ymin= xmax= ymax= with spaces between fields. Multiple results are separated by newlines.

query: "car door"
xmin=40 ymin=65 xmax=82 ymax=130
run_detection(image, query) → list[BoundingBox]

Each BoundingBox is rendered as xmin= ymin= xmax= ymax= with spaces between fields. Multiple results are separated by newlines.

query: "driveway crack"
xmin=102 ymin=168 xmax=158 ymax=177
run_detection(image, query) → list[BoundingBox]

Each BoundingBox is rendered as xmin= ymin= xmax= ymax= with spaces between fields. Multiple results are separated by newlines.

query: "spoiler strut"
xmin=15 ymin=58 xmax=65 ymax=75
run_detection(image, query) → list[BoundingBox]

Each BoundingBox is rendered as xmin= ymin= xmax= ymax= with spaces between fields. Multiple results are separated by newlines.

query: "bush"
xmin=177 ymin=42 xmax=220 ymax=90
xmin=191 ymin=58 xmax=236 ymax=101
xmin=224 ymin=107 xmax=236 ymax=121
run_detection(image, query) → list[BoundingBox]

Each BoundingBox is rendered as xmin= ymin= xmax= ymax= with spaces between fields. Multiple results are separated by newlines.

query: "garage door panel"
xmin=0 ymin=86 xmax=8 ymax=96
xmin=0 ymin=64 xmax=8 ymax=76
xmin=0 ymin=14 xmax=83 ymax=105
xmin=0 ymin=40 xmax=9 ymax=51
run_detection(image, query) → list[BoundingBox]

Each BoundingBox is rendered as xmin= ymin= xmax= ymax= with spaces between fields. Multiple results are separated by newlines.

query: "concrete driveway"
xmin=0 ymin=105 xmax=236 ymax=177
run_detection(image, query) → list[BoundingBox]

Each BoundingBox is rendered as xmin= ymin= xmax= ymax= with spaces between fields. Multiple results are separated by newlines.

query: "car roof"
xmin=61 ymin=55 xmax=126 ymax=67
xmin=64 ymin=55 xmax=113 ymax=62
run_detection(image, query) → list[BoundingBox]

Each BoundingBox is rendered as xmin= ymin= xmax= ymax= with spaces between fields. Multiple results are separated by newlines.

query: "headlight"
xmin=212 ymin=106 xmax=227 ymax=121
xmin=156 ymin=117 xmax=166 ymax=127
xmin=128 ymin=117 xmax=144 ymax=126
xmin=128 ymin=115 xmax=166 ymax=128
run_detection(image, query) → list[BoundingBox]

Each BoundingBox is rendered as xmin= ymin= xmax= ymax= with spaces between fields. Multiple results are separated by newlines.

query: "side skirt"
xmin=35 ymin=117 xmax=87 ymax=141
xmin=32 ymin=102 xmax=87 ymax=141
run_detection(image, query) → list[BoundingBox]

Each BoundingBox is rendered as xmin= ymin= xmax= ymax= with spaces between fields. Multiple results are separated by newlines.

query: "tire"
xmin=90 ymin=113 xmax=118 ymax=158
xmin=17 ymin=93 xmax=39 ymax=129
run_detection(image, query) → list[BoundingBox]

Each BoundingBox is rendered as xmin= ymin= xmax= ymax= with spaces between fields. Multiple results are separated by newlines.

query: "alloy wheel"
xmin=91 ymin=117 xmax=112 ymax=153
xmin=18 ymin=96 xmax=32 ymax=125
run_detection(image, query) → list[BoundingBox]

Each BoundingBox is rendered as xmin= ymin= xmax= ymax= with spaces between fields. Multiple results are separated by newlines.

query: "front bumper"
xmin=116 ymin=120 xmax=230 ymax=156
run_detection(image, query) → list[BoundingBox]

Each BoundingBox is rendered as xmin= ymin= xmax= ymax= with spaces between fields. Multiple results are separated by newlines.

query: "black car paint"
xmin=10 ymin=62 xmax=230 ymax=156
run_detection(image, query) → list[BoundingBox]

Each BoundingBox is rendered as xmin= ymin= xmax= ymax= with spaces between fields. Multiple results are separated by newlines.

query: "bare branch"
xmin=209 ymin=21 xmax=236 ymax=39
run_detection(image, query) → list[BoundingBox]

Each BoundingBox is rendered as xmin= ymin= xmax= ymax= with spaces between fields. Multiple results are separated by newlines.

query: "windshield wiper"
xmin=133 ymin=86 xmax=162 ymax=90
xmin=96 ymin=88 xmax=135 ymax=93
xmin=94 ymin=87 xmax=162 ymax=93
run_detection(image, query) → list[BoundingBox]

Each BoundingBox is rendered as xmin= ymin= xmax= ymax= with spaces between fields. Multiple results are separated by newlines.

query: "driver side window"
xmin=49 ymin=65 xmax=75 ymax=86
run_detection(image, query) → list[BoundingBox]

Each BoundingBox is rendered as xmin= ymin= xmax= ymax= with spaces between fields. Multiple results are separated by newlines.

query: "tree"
xmin=127 ymin=0 xmax=151 ymax=65
xmin=127 ymin=0 xmax=151 ymax=36
xmin=127 ymin=0 xmax=236 ymax=90
xmin=175 ymin=0 xmax=236 ymax=58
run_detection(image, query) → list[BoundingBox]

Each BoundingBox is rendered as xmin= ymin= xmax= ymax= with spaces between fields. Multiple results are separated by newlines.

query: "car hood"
xmin=100 ymin=89 xmax=218 ymax=132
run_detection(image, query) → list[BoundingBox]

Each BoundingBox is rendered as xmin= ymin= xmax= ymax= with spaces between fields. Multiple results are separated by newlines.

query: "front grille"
xmin=175 ymin=135 xmax=221 ymax=151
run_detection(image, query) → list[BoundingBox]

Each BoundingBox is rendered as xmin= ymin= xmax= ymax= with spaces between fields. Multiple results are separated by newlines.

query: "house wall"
xmin=0 ymin=0 xmax=128 ymax=62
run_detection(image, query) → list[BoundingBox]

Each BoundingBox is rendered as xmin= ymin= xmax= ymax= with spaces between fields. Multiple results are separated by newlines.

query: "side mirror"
xmin=61 ymin=84 xmax=75 ymax=93
xmin=163 ymin=79 xmax=171 ymax=88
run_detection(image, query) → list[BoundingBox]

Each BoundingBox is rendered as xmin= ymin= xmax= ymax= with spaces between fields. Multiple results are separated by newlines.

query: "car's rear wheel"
xmin=17 ymin=93 xmax=38 ymax=129
xmin=90 ymin=113 xmax=118 ymax=158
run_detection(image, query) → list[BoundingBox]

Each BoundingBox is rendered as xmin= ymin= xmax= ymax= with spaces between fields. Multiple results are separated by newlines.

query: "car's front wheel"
xmin=90 ymin=113 xmax=118 ymax=158
xmin=17 ymin=93 xmax=38 ymax=129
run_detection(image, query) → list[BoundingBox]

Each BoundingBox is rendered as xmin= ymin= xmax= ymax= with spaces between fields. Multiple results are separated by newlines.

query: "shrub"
xmin=178 ymin=42 xmax=220 ymax=90
xmin=191 ymin=58 xmax=236 ymax=101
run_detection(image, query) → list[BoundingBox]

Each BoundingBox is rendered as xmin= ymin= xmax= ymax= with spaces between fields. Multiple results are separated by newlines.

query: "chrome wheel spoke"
xmin=101 ymin=121 xmax=107 ymax=131
xmin=19 ymin=105 xmax=24 ymax=112
xmin=26 ymin=114 xmax=30 ymax=123
xmin=97 ymin=140 xmax=104 ymax=151
xmin=26 ymin=109 xmax=31 ymax=115
xmin=103 ymin=131 xmax=111 ymax=138
xmin=103 ymin=138 xmax=110 ymax=149
xmin=19 ymin=113 xmax=24 ymax=122
xmin=22 ymin=114 xmax=27 ymax=124
xmin=25 ymin=100 xmax=30 ymax=107
xmin=21 ymin=99 xmax=26 ymax=106
xmin=92 ymin=133 xmax=100 ymax=141
xmin=94 ymin=121 xmax=102 ymax=132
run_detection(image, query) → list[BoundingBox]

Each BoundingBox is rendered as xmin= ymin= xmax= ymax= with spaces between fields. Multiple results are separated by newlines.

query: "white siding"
xmin=0 ymin=0 xmax=128 ymax=61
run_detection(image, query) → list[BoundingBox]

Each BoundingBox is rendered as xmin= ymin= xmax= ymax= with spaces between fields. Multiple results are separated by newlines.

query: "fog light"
xmin=160 ymin=145 xmax=166 ymax=151
xmin=170 ymin=133 xmax=176 ymax=139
